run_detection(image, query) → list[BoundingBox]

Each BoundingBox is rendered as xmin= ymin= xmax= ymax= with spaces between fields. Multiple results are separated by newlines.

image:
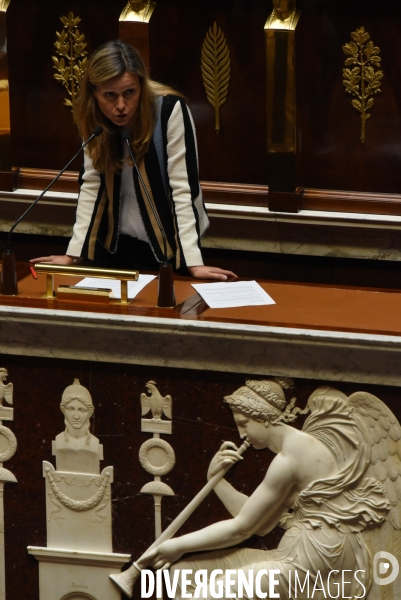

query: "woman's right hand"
xmin=207 ymin=441 xmax=243 ymax=481
xmin=30 ymin=255 xmax=83 ymax=266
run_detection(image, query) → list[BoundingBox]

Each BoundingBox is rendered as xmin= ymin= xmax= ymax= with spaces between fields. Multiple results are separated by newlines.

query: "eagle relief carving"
xmin=141 ymin=380 xmax=172 ymax=434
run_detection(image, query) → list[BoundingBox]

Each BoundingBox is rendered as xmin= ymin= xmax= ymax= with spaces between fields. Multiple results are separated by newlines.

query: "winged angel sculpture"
xmin=140 ymin=380 xmax=401 ymax=600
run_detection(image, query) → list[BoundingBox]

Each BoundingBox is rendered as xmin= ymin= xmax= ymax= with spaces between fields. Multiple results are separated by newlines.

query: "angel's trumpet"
xmin=110 ymin=439 xmax=251 ymax=598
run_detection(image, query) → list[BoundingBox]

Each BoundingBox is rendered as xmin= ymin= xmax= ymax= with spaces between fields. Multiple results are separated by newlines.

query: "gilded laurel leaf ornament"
xmin=201 ymin=22 xmax=231 ymax=135
xmin=342 ymin=27 xmax=383 ymax=144
xmin=52 ymin=12 xmax=88 ymax=110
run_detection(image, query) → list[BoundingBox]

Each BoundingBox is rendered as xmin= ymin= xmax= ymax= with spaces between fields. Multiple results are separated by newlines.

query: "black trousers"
xmin=93 ymin=235 xmax=161 ymax=271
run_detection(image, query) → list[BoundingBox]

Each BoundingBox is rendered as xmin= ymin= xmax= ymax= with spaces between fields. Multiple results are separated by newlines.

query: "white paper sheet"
xmin=74 ymin=275 xmax=156 ymax=300
xmin=191 ymin=280 xmax=276 ymax=309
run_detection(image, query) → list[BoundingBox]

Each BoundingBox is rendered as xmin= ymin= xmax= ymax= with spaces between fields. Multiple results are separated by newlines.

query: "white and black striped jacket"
xmin=67 ymin=95 xmax=209 ymax=269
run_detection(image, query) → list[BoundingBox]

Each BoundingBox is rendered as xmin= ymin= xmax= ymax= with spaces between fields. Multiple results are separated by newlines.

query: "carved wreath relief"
xmin=139 ymin=381 xmax=176 ymax=539
xmin=0 ymin=368 xmax=17 ymax=600
xmin=0 ymin=367 xmax=17 ymax=472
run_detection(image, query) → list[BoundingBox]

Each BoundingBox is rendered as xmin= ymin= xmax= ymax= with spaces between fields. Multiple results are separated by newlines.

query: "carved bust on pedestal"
xmin=53 ymin=379 xmax=103 ymax=474
xmin=266 ymin=0 xmax=300 ymax=30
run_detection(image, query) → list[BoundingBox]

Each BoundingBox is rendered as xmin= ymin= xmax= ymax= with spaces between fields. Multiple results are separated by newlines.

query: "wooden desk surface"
xmin=1 ymin=263 xmax=401 ymax=337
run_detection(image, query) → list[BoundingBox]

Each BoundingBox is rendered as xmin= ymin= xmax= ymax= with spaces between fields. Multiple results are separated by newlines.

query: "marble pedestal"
xmin=27 ymin=547 xmax=130 ymax=600
xmin=27 ymin=461 xmax=130 ymax=600
xmin=27 ymin=380 xmax=131 ymax=600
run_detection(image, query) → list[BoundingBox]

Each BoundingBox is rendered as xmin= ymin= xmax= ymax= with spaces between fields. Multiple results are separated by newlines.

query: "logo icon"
xmin=373 ymin=551 xmax=399 ymax=586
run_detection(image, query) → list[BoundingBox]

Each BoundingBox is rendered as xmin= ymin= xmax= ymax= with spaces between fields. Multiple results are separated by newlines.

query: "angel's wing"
xmin=347 ymin=391 xmax=401 ymax=600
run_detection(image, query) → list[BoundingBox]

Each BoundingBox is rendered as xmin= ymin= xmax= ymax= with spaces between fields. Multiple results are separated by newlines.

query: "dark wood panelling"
xmin=148 ymin=0 xmax=269 ymax=185
xmin=3 ymin=0 xmax=401 ymax=208
xmin=3 ymin=233 xmax=401 ymax=291
xmin=7 ymin=0 xmax=123 ymax=172
xmin=296 ymin=0 xmax=401 ymax=194
xmin=18 ymin=168 xmax=80 ymax=193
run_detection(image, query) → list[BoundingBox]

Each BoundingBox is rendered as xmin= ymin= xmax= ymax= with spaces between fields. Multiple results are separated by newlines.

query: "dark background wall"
xmin=6 ymin=0 xmax=401 ymax=193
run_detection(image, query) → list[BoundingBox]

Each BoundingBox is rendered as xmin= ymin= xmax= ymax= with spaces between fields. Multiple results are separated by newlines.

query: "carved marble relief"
xmin=111 ymin=379 xmax=401 ymax=599
xmin=139 ymin=381 xmax=176 ymax=538
xmin=0 ymin=368 xmax=17 ymax=600
xmin=28 ymin=379 xmax=129 ymax=600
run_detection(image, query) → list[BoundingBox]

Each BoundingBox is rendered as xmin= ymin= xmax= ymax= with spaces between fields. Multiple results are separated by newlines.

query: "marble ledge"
xmin=206 ymin=203 xmax=401 ymax=230
xmin=27 ymin=546 xmax=130 ymax=567
xmin=2 ymin=190 xmax=401 ymax=261
xmin=2 ymin=188 xmax=401 ymax=230
xmin=1 ymin=305 xmax=401 ymax=387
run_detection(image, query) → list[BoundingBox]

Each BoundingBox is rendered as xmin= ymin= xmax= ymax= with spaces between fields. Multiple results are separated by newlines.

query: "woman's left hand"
xmin=140 ymin=539 xmax=183 ymax=570
xmin=188 ymin=265 xmax=237 ymax=281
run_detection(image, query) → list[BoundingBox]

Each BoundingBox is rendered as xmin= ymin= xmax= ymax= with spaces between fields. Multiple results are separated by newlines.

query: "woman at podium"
xmin=31 ymin=40 xmax=236 ymax=281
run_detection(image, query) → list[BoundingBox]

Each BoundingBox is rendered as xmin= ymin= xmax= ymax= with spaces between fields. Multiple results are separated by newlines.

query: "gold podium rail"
xmin=33 ymin=264 xmax=139 ymax=305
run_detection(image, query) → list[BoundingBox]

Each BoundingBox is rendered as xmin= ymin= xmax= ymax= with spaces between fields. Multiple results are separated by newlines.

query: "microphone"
xmin=1 ymin=127 xmax=103 ymax=296
xmin=121 ymin=129 xmax=168 ymax=260
xmin=121 ymin=129 xmax=175 ymax=308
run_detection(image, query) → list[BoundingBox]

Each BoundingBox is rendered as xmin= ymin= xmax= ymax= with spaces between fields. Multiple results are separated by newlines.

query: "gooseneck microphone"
xmin=121 ymin=129 xmax=176 ymax=308
xmin=0 ymin=127 xmax=103 ymax=295
xmin=5 ymin=126 xmax=104 ymax=253
xmin=121 ymin=129 xmax=168 ymax=261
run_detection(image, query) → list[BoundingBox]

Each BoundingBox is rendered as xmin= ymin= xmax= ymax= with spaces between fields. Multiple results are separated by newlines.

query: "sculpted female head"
xmin=224 ymin=379 xmax=298 ymax=425
xmin=60 ymin=379 xmax=94 ymax=444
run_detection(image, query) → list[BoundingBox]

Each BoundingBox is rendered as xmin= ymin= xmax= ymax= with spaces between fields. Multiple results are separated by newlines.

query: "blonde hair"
xmin=74 ymin=39 xmax=180 ymax=172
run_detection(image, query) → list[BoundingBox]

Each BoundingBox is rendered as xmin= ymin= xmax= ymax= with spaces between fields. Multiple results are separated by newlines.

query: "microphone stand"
xmin=1 ymin=127 xmax=103 ymax=296
xmin=121 ymin=131 xmax=175 ymax=308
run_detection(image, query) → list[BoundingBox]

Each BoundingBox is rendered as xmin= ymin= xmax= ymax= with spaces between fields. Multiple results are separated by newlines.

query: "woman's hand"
xmin=207 ymin=441 xmax=244 ymax=481
xmin=30 ymin=255 xmax=84 ymax=266
xmin=188 ymin=266 xmax=237 ymax=281
xmin=140 ymin=539 xmax=183 ymax=570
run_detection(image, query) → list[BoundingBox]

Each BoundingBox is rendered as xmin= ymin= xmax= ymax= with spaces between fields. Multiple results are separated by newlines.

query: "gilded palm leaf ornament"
xmin=342 ymin=27 xmax=383 ymax=144
xmin=201 ymin=22 xmax=231 ymax=135
xmin=52 ymin=13 xmax=88 ymax=110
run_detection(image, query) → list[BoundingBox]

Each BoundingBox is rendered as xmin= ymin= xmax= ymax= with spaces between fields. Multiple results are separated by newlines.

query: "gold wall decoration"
xmin=0 ymin=0 xmax=13 ymax=189
xmin=52 ymin=13 xmax=88 ymax=109
xmin=342 ymin=27 xmax=383 ymax=144
xmin=201 ymin=22 xmax=230 ymax=135
xmin=120 ymin=0 xmax=156 ymax=23
xmin=265 ymin=0 xmax=300 ymax=31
